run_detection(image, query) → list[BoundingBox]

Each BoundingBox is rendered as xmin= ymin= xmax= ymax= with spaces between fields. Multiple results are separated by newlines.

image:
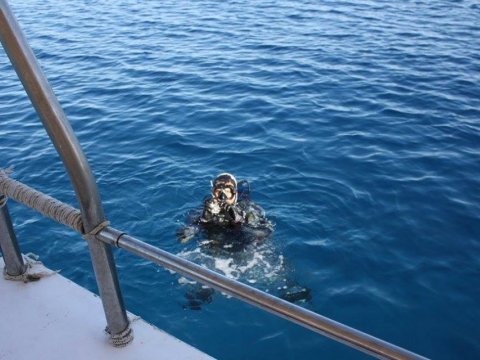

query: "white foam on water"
xmin=176 ymin=240 xmax=287 ymax=292
xmin=178 ymin=276 xmax=197 ymax=285
xmin=213 ymin=258 xmax=238 ymax=278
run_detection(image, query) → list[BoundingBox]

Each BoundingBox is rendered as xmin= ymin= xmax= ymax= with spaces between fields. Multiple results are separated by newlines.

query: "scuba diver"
xmin=177 ymin=173 xmax=310 ymax=309
xmin=177 ymin=173 xmax=274 ymax=249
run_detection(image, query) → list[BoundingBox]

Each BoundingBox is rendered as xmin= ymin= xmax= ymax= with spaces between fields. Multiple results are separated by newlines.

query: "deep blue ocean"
xmin=1 ymin=0 xmax=480 ymax=359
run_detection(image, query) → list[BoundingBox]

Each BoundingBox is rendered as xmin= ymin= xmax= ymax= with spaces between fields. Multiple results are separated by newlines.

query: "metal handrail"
xmin=0 ymin=0 xmax=429 ymax=358
xmin=99 ymin=227 xmax=428 ymax=360
xmin=0 ymin=0 xmax=130 ymax=340
xmin=0 ymin=195 xmax=25 ymax=276
xmin=0 ymin=0 xmax=102 ymax=232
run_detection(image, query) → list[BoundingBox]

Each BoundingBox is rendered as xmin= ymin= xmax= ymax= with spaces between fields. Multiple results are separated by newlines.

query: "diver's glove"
xmin=206 ymin=198 xmax=222 ymax=215
xmin=200 ymin=198 xmax=221 ymax=223
xmin=177 ymin=226 xmax=198 ymax=243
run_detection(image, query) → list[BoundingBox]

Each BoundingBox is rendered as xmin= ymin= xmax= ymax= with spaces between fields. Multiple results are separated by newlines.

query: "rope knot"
xmin=105 ymin=324 xmax=134 ymax=347
xmin=83 ymin=220 xmax=110 ymax=239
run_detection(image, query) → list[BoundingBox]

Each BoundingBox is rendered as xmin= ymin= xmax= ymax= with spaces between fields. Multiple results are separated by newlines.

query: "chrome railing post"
xmin=0 ymin=195 xmax=26 ymax=277
xmin=0 ymin=0 xmax=131 ymax=345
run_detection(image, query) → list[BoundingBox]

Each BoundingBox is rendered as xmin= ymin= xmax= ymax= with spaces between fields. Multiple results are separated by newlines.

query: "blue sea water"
xmin=1 ymin=0 xmax=480 ymax=359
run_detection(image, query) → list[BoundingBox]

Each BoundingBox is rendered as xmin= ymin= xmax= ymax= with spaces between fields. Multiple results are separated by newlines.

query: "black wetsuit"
xmin=177 ymin=184 xmax=310 ymax=307
xmin=178 ymin=183 xmax=274 ymax=249
xmin=196 ymin=198 xmax=273 ymax=252
xmin=200 ymin=197 xmax=271 ymax=228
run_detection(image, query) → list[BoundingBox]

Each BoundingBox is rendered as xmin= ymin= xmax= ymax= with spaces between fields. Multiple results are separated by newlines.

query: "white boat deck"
xmin=0 ymin=257 xmax=214 ymax=360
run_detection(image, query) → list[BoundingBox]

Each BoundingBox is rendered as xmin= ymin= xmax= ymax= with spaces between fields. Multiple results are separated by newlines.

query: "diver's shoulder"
xmin=236 ymin=199 xmax=265 ymax=216
xmin=236 ymin=199 xmax=254 ymax=209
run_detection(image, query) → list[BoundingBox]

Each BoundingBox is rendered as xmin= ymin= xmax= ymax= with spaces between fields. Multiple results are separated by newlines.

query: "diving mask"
xmin=212 ymin=173 xmax=238 ymax=206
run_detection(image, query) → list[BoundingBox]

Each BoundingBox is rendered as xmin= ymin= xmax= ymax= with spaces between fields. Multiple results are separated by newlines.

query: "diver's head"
xmin=212 ymin=173 xmax=238 ymax=206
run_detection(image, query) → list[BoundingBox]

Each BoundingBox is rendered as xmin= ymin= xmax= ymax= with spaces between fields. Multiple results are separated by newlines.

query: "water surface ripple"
xmin=1 ymin=1 xmax=479 ymax=359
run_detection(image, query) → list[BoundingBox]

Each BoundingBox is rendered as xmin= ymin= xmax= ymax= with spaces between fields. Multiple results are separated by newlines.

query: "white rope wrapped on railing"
xmin=0 ymin=169 xmax=83 ymax=233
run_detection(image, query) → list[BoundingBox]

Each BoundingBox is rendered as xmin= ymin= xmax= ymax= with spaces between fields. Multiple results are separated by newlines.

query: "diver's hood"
xmin=214 ymin=173 xmax=237 ymax=187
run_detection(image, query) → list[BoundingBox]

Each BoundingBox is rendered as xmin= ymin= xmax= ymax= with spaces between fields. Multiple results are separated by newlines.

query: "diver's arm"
xmin=200 ymin=198 xmax=221 ymax=223
xmin=225 ymin=205 xmax=245 ymax=224
xmin=178 ymin=199 xmax=215 ymax=243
